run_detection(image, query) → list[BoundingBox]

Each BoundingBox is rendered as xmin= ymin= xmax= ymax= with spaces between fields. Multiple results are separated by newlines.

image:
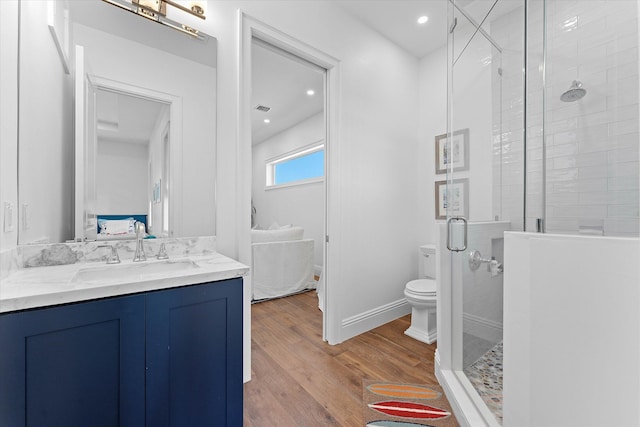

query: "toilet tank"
xmin=418 ymin=244 xmax=437 ymax=279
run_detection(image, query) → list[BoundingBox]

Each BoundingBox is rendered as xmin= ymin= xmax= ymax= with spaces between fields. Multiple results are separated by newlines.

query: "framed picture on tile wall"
xmin=435 ymin=179 xmax=469 ymax=220
xmin=435 ymin=129 xmax=469 ymax=174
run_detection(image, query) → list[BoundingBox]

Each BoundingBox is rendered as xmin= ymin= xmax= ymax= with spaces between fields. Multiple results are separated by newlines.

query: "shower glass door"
xmin=446 ymin=0 xmax=525 ymax=424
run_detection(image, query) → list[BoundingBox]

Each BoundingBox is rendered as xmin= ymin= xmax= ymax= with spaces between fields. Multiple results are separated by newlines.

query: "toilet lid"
xmin=406 ymin=279 xmax=436 ymax=295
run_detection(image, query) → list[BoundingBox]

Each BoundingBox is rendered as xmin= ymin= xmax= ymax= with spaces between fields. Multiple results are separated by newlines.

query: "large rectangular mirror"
xmin=18 ymin=0 xmax=217 ymax=244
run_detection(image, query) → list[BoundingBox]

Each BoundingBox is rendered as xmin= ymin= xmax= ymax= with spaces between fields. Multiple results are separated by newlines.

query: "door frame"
xmin=238 ymin=11 xmax=340 ymax=382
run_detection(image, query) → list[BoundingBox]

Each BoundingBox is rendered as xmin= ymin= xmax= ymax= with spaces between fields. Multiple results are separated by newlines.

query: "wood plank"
xmin=244 ymin=344 xmax=338 ymax=425
xmin=244 ymin=291 xmax=443 ymax=426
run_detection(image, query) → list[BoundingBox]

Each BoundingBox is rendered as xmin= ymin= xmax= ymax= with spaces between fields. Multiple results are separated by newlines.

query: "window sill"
xmin=265 ymin=177 xmax=324 ymax=191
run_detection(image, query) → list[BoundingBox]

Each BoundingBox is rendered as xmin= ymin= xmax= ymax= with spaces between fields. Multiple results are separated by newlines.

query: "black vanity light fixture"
xmin=102 ymin=0 xmax=206 ymax=39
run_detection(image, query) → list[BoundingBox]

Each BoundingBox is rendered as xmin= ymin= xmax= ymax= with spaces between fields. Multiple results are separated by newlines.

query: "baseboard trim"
xmin=463 ymin=313 xmax=503 ymax=343
xmin=341 ymin=298 xmax=410 ymax=341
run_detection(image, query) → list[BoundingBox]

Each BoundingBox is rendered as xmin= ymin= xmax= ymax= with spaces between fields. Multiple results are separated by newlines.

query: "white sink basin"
xmin=72 ymin=259 xmax=200 ymax=283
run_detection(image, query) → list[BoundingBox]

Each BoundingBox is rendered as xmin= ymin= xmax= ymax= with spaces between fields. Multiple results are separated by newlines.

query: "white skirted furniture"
xmin=251 ymin=226 xmax=315 ymax=300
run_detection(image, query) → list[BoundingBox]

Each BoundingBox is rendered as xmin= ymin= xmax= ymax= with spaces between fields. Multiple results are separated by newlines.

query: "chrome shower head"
xmin=560 ymin=80 xmax=586 ymax=102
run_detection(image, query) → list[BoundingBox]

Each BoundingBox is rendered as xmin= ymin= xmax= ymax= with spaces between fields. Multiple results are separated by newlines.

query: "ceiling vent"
xmin=255 ymin=104 xmax=271 ymax=112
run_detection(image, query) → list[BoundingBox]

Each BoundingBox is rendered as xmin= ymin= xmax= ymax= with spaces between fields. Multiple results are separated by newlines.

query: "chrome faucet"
xmin=133 ymin=222 xmax=147 ymax=262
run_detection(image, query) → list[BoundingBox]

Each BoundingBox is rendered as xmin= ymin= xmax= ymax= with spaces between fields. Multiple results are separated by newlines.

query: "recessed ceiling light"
xmin=417 ymin=15 xmax=429 ymax=24
xmin=306 ymin=89 xmax=315 ymax=96
xmin=263 ymin=119 xmax=270 ymax=124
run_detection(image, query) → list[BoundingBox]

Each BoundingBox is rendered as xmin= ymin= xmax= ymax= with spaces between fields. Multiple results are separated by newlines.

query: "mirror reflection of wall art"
xmin=435 ymin=129 xmax=469 ymax=174
xmin=435 ymin=179 xmax=469 ymax=220
xmin=153 ymin=180 xmax=162 ymax=204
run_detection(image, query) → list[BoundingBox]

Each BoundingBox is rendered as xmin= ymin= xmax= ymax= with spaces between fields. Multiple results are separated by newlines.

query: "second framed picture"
xmin=435 ymin=179 xmax=469 ymax=220
xmin=435 ymin=129 xmax=469 ymax=174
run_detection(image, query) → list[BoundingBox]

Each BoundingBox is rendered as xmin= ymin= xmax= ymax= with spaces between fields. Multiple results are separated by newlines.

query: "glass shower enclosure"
xmin=440 ymin=0 xmax=639 ymax=425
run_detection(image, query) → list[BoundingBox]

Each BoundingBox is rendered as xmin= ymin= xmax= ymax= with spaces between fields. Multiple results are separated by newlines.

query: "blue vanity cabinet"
xmin=0 ymin=277 xmax=243 ymax=427
xmin=145 ymin=278 xmax=244 ymax=427
xmin=0 ymin=295 xmax=146 ymax=427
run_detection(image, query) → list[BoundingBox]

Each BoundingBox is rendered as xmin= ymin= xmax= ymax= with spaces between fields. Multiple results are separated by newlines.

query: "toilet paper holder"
xmin=468 ymin=249 xmax=503 ymax=276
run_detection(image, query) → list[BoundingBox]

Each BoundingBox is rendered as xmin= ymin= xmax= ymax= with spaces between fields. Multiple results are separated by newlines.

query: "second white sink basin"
xmin=72 ymin=259 xmax=200 ymax=283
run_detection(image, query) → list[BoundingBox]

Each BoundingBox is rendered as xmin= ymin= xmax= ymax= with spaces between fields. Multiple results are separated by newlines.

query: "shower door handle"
xmin=446 ymin=216 xmax=467 ymax=252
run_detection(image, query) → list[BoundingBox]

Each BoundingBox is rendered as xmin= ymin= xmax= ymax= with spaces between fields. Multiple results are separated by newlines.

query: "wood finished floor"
xmin=243 ymin=290 xmax=439 ymax=426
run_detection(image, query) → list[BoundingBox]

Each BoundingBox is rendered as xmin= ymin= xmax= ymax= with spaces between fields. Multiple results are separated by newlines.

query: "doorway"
xmin=250 ymin=38 xmax=326 ymax=310
xmin=239 ymin=15 xmax=341 ymax=383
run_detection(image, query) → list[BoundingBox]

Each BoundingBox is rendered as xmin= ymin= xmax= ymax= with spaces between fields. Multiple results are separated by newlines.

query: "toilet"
xmin=404 ymin=244 xmax=437 ymax=344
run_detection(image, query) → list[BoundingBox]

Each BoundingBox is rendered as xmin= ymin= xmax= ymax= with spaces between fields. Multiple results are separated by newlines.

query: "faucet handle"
xmin=157 ymin=243 xmax=169 ymax=260
xmin=98 ymin=245 xmax=121 ymax=264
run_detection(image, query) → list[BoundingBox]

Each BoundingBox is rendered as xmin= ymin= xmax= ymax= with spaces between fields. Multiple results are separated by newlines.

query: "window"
xmin=266 ymin=143 xmax=325 ymax=188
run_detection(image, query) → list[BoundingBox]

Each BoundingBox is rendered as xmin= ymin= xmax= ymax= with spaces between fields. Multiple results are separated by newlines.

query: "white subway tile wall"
xmin=491 ymin=0 xmax=639 ymax=237
xmin=491 ymin=5 xmax=527 ymax=230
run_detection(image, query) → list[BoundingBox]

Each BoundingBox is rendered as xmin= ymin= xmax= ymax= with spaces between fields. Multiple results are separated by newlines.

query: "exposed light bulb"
xmin=306 ymin=89 xmax=315 ymax=96
xmin=417 ymin=15 xmax=429 ymax=24
xmin=188 ymin=1 xmax=206 ymax=17
xmin=264 ymin=119 xmax=270 ymax=124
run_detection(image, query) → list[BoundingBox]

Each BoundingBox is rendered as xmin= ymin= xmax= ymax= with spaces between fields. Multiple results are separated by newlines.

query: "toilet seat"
xmin=405 ymin=279 xmax=436 ymax=296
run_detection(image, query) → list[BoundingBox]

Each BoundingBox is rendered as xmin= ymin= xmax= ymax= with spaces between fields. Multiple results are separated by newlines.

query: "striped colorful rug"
xmin=363 ymin=380 xmax=459 ymax=427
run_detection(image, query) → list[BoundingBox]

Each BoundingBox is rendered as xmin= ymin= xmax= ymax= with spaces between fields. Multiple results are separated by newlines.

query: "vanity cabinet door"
xmin=0 ymin=295 xmax=145 ymax=427
xmin=145 ymin=278 xmax=243 ymax=427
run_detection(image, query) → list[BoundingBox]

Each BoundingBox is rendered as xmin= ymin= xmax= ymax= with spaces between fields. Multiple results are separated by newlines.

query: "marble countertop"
xmin=0 ymin=252 xmax=249 ymax=313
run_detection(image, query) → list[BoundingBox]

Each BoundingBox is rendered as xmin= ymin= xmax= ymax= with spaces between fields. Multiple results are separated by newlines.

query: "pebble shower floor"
xmin=464 ymin=341 xmax=503 ymax=424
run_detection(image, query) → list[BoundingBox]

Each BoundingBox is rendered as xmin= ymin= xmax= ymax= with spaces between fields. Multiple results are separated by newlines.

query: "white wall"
xmin=504 ymin=232 xmax=640 ymax=427
xmin=18 ymin=0 xmax=74 ymax=244
xmin=252 ymin=113 xmax=324 ymax=268
xmin=96 ymin=140 xmax=148 ymax=215
xmin=418 ymin=46 xmax=447 ymax=249
xmin=0 ymin=0 xmax=19 ymax=251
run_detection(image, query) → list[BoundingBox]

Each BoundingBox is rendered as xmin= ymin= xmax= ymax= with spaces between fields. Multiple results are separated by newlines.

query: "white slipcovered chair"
xmin=251 ymin=226 xmax=315 ymax=300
